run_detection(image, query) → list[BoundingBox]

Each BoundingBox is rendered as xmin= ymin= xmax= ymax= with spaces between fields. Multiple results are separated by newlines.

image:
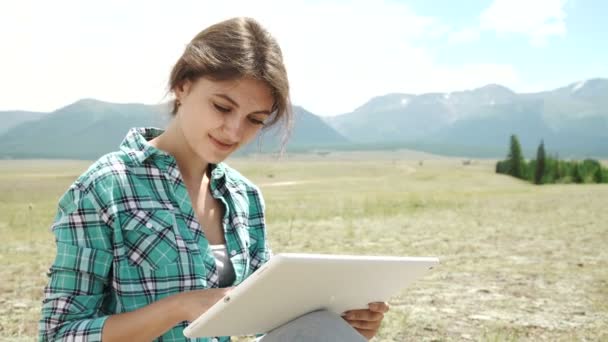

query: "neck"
xmin=150 ymin=119 xmax=209 ymax=181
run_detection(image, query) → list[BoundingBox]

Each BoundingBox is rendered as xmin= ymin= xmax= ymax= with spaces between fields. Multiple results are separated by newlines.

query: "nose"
xmin=222 ymin=113 xmax=243 ymax=143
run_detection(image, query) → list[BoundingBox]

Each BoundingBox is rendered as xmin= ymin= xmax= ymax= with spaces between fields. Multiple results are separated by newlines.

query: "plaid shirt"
xmin=39 ymin=127 xmax=271 ymax=342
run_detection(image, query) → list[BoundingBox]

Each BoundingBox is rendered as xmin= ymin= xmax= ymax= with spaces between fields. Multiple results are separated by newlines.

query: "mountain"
xmin=0 ymin=99 xmax=170 ymax=159
xmin=325 ymin=84 xmax=519 ymax=143
xmin=0 ymin=110 xmax=48 ymax=135
xmin=1 ymin=78 xmax=607 ymax=159
xmin=0 ymin=100 xmax=347 ymax=159
xmin=325 ymin=79 xmax=608 ymax=157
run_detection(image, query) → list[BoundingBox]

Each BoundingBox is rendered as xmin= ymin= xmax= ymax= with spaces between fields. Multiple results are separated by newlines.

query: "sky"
xmin=0 ymin=0 xmax=606 ymax=116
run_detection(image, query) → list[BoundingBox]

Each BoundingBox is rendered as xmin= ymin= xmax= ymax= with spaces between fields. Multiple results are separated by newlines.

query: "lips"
xmin=209 ymin=134 xmax=237 ymax=151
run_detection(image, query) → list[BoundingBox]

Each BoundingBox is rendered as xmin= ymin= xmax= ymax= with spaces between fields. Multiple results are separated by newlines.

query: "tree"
xmin=594 ymin=167 xmax=604 ymax=183
xmin=573 ymin=163 xmax=583 ymax=183
xmin=508 ymin=134 xmax=525 ymax=179
xmin=555 ymin=158 xmax=563 ymax=180
xmin=534 ymin=140 xmax=546 ymax=185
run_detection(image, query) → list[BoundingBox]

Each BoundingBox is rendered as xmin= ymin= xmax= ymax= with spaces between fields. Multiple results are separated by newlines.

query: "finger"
xmin=368 ymin=302 xmax=390 ymax=313
xmin=345 ymin=318 xmax=382 ymax=331
xmin=353 ymin=327 xmax=376 ymax=340
xmin=344 ymin=310 xmax=384 ymax=322
xmin=368 ymin=302 xmax=389 ymax=313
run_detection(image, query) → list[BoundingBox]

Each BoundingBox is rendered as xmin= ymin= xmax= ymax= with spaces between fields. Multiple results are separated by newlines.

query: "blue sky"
xmin=0 ymin=0 xmax=605 ymax=116
xmin=407 ymin=0 xmax=608 ymax=90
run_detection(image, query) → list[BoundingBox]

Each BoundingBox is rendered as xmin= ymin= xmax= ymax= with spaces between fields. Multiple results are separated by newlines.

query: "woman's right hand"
xmin=173 ymin=287 xmax=234 ymax=322
xmin=102 ymin=287 xmax=234 ymax=341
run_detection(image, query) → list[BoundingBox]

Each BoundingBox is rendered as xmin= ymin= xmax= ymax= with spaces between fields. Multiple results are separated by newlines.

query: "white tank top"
xmin=209 ymin=244 xmax=236 ymax=287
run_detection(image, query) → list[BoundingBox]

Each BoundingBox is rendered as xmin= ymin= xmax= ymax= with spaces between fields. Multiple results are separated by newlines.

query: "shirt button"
xmin=230 ymin=250 xmax=237 ymax=256
xmin=145 ymin=223 xmax=153 ymax=229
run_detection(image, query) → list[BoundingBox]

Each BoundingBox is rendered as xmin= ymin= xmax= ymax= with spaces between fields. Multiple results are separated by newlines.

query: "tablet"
xmin=183 ymin=253 xmax=439 ymax=338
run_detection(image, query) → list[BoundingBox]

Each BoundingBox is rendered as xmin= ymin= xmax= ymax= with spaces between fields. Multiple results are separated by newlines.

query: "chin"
xmin=203 ymin=154 xmax=226 ymax=165
xmin=203 ymin=149 xmax=236 ymax=164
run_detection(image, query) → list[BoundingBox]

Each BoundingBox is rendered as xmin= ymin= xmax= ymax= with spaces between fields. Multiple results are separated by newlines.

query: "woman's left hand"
xmin=342 ymin=302 xmax=390 ymax=340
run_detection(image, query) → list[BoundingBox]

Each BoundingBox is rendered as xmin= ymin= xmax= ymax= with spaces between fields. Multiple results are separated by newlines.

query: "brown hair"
xmin=168 ymin=17 xmax=292 ymax=144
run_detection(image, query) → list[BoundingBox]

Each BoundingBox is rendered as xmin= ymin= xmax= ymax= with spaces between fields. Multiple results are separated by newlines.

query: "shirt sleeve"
xmin=247 ymin=186 xmax=272 ymax=272
xmin=39 ymin=181 xmax=114 ymax=342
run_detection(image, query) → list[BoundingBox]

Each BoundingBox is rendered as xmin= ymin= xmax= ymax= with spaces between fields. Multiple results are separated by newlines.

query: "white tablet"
xmin=183 ymin=253 xmax=439 ymax=339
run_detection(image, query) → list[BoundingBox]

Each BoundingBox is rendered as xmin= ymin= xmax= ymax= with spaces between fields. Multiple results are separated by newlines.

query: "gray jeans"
xmin=257 ymin=310 xmax=367 ymax=342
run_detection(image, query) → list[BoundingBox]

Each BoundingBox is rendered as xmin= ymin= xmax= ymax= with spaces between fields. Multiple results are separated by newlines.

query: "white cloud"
xmin=480 ymin=0 xmax=567 ymax=47
xmin=0 ymin=0 xmax=521 ymax=115
xmin=447 ymin=27 xmax=481 ymax=45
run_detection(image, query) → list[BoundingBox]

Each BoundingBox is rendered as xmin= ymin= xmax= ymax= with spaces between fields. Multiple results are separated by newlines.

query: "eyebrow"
xmin=214 ymin=94 xmax=272 ymax=115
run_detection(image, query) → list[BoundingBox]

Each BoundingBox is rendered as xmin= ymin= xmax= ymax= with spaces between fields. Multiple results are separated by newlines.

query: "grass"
xmin=1 ymin=156 xmax=607 ymax=341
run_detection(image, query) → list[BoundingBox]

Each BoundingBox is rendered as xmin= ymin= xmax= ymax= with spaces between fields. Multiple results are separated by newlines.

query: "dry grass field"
xmin=1 ymin=154 xmax=606 ymax=341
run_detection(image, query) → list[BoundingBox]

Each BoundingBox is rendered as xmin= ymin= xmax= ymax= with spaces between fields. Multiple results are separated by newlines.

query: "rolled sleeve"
xmin=246 ymin=186 xmax=272 ymax=272
xmin=39 ymin=184 xmax=114 ymax=342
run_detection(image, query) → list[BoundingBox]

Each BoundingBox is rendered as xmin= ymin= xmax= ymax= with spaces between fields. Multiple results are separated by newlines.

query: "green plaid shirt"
xmin=39 ymin=127 xmax=271 ymax=342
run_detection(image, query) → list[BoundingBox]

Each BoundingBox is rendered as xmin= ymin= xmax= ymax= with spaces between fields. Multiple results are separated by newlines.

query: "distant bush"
xmin=496 ymin=135 xmax=608 ymax=185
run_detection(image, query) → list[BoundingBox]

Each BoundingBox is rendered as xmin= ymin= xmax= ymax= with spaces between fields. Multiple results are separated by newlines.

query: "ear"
xmin=174 ymin=79 xmax=193 ymax=102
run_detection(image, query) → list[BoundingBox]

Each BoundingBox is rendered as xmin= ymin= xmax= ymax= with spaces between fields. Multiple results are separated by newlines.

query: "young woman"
xmin=39 ymin=17 xmax=389 ymax=341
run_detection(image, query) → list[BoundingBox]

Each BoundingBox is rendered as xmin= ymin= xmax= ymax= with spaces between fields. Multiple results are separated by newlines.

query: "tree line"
xmin=496 ymin=135 xmax=608 ymax=184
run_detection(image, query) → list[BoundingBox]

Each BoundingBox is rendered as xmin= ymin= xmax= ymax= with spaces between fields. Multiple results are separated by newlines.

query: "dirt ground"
xmin=1 ymin=158 xmax=607 ymax=341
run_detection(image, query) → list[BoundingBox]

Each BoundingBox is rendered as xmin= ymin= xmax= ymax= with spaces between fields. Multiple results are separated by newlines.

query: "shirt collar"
xmin=119 ymin=126 xmax=228 ymax=184
xmin=119 ymin=127 xmax=169 ymax=163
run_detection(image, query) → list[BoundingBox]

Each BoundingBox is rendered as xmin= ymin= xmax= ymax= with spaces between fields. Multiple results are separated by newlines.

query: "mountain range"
xmin=1 ymin=78 xmax=606 ymax=159
xmin=325 ymin=78 xmax=608 ymax=157
xmin=0 ymin=100 xmax=347 ymax=159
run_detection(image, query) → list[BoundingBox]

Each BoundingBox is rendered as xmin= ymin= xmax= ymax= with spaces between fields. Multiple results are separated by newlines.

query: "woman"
xmin=39 ymin=17 xmax=388 ymax=341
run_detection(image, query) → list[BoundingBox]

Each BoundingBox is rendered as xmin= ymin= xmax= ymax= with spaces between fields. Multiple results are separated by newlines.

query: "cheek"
xmin=241 ymin=125 xmax=263 ymax=145
xmin=179 ymin=106 xmax=215 ymax=145
xmin=180 ymin=103 xmax=220 ymax=131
